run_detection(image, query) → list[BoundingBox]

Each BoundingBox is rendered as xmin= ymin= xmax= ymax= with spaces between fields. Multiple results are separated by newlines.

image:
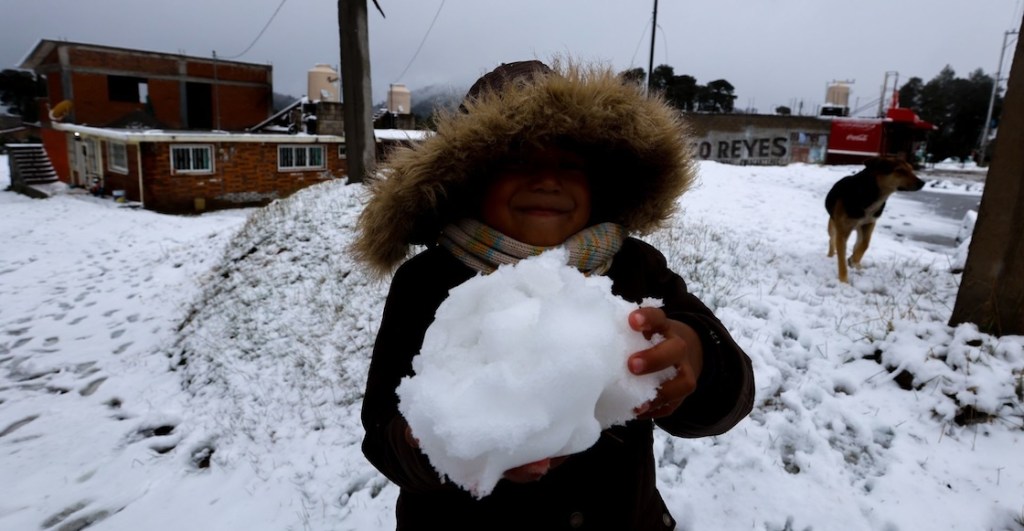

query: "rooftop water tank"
xmin=308 ymin=64 xmax=339 ymax=102
xmin=387 ymin=83 xmax=411 ymax=114
xmin=825 ymin=82 xmax=851 ymax=107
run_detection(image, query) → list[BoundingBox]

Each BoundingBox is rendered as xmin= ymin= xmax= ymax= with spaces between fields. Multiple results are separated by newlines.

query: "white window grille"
xmin=170 ymin=145 xmax=214 ymax=174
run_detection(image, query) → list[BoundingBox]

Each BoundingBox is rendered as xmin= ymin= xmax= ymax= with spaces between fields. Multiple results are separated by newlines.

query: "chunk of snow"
xmin=397 ymin=248 xmax=673 ymax=497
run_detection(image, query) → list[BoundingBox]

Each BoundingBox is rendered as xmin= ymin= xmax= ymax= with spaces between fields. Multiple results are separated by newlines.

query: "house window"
xmin=170 ymin=145 xmax=214 ymax=174
xmin=107 ymin=141 xmax=129 ymax=174
xmin=108 ymin=75 xmax=148 ymax=103
xmin=278 ymin=145 xmax=325 ymax=171
xmin=338 ymin=144 xmax=347 ymax=159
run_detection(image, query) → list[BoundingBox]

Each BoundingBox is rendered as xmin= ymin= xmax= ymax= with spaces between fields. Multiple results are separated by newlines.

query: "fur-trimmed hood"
xmin=353 ymin=60 xmax=696 ymax=274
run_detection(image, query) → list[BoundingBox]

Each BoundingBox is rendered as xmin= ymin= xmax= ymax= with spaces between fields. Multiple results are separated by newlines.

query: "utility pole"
xmin=950 ymin=13 xmax=1024 ymax=336
xmin=647 ymin=0 xmax=658 ymax=92
xmin=979 ymin=29 xmax=1019 ymax=165
xmin=338 ymin=0 xmax=376 ymax=184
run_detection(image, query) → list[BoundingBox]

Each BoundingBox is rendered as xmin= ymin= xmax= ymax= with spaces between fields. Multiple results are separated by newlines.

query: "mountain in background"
xmin=409 ymin=83 xmax=463 ymax=117
xmin=373 ymin=83 xmax=464 ymax=125
xmin=273 ymin=92 xmax=301 ymax=112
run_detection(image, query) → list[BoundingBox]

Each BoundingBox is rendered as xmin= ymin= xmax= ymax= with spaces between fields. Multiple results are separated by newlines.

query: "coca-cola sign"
xmin=828 ymin=119 xmax=883 ymax=156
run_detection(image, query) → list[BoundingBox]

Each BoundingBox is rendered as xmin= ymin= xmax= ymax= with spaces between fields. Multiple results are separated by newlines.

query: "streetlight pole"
xmin=647 ymin=0 xmax=658 ymax=92
xmin=979 ymin=29 xmax=1019 ymax=164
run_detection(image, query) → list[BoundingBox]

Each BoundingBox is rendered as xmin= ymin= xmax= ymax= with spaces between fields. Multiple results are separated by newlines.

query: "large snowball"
xmin=397 ymin=248 xmax=675 ymax=498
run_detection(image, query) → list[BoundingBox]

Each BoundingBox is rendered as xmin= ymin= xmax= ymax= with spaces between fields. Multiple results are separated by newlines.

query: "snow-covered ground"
xmin=1 ymin=154 xmax=1021 ymax=531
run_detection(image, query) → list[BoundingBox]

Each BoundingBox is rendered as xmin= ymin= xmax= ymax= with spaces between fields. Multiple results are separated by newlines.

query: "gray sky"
xmin=1 ymin=0 xmax=1021 ymax=116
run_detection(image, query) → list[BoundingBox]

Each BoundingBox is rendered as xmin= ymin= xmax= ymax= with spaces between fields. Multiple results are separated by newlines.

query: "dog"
xmin=825 ymin=157 xmax=925 ymax=283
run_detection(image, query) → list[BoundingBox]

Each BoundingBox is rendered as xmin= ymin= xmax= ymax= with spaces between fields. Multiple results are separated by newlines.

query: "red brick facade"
xmin=83 ymin=136 xmax=348 ymax=213
xmin=24 ymin=40 xmax=272 ymax=131
xmin=22 ymin=40 xmax=356 ymax=214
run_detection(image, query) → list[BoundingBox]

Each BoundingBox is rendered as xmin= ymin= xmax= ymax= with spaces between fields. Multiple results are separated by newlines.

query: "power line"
xmin=395 ymin=0 xmax=446 ymax=82
xmin=657 ymin=23 xmax=669 ymax=66
xmin=219 ymin=0 xmax=289 ymax=60
xmin=628 ymin=19 xmax=652 ymax=68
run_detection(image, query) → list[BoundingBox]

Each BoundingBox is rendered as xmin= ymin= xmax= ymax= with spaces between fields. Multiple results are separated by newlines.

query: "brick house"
xmin=20 ymin=39 xmax=277 ymax=185
xmin=53 ymin=123 xmax=348 ymax=213
xmin=12 ymin=40 xmax=440 ymax=213
xmin=15 ymin=39 xmax=357 ymax=213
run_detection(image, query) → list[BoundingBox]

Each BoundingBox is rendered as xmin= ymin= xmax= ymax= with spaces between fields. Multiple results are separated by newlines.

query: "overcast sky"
xmin=1 ymin=0 xmax=1021 ymax=116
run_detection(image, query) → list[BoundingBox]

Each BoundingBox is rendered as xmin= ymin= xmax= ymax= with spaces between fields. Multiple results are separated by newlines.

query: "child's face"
xmin=479 ymin=146 xmax=592 ymax=246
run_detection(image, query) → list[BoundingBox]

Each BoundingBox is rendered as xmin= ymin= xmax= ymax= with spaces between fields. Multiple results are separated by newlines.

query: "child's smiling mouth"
xmin=513 ymin=198 xmax=575 ymax=216
xmin=519 ymin=207 xmax=569 ymax=216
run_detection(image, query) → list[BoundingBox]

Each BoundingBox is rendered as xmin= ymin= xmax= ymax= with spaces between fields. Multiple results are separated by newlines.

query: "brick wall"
xmin=139 ymin=141 xmax=348 ymax=213
xmin=69 ymin=72 xmax=147 ymax=126
xmin=34 ymin=43 xmax=272 ymax=131
xmin=214 ymin=84 xmax=272 ymax=130
xmin=147 ymin=79 xmax=183 ymax=127
xmin=96 ymin=141 xmax=141 ymax=201
xmin=70 ymin=48 xmax=180 ymax=75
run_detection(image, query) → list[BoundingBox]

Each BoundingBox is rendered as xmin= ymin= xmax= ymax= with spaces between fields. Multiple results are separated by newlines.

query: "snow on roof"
xmin=374 ymin=129 xmax=432 ymax=142
xmin=53 ymin=123 xmax=433 ymax=145
xmin=52 ymin=123 xmax=345 ymax=143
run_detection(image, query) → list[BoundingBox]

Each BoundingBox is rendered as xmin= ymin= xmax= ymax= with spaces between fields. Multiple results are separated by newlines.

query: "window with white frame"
xmin=278 ymin=145 xmax=325 ymax=171
xmin=170 ymin=145 xmax=213 ymax=174
xmin=107 ymin=141 xmax=129 ymax=174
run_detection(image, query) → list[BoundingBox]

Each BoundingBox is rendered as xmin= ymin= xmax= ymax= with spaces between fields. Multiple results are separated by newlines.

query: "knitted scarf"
xmin=439 ymin=218 xmax=625 ymax=275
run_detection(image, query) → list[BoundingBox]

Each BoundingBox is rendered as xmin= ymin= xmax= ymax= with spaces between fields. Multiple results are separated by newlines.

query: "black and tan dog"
xmin=825 ymin=157 xmax=925 ymax=283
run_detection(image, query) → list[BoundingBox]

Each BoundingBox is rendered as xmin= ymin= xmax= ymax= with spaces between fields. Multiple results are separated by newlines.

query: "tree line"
xmin=620 ymin=64 xmax=738 ymax=113
xmin=898 ymin=66 xmax=1003 ymax=164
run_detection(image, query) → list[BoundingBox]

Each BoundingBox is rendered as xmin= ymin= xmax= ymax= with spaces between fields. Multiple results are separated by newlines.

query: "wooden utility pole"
xmin=647 ymin=0 xmax=658 ymax=92
xmin=949 ymin=12 xmax=1024 ymax=336
xmin=338 ymin=0 xmax=376 ymax=183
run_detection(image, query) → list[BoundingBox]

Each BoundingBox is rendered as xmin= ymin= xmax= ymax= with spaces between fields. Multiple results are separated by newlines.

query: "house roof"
xmin=19 ymin=39 xmax=271 ymax=72
xmin=53 ymin=123 xmax=432 ymax=144
xmin=53 ymin=123 xmax=345 ymax=144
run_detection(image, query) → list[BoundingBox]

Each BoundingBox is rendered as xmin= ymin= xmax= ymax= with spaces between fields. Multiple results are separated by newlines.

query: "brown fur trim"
xmin=353 ymin=59 xmax=696 ymax=275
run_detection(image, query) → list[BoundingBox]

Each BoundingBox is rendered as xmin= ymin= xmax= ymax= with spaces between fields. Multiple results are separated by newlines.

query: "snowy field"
xmin=1 ymin=154 xmax=1022 ymax=531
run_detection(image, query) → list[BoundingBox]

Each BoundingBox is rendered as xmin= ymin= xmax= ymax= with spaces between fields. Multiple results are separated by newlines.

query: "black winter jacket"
xmin=361 ymin=238 xmax=755 ymax=530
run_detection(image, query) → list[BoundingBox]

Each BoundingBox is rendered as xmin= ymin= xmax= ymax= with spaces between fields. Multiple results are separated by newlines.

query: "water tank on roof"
xmin=308 ymin=64 xmax=339 ymax=102
xmin=387 ymin=83 xmax=411 ymax=115
xmin=825 ymin=82 xmax=852 ymax=108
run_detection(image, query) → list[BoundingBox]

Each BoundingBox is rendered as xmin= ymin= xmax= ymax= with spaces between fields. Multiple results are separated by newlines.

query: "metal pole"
xmin=979 ymin=30 xmax=1019 ymax=162
xmin=213 ymin=50 xmax=221 ymax=130
xmin=647 ymin=0 xmax=658 ymax=92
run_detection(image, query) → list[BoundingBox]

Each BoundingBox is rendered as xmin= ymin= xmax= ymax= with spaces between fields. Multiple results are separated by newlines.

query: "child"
xmin=354 ymin=59 xmax=754 ymax=530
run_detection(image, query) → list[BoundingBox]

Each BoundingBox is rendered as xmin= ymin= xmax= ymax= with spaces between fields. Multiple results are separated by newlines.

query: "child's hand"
xmin=627 ymin=308 xmax=704 ymax=419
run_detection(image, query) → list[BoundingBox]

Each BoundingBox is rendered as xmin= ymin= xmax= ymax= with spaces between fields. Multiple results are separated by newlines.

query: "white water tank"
xmin=308 ymin=64 xmax=339 ymax=102
xmin=387 ymin=83 xmax=411 ymax=114
xmin=825 ymin=82 xmax=851 ymax=107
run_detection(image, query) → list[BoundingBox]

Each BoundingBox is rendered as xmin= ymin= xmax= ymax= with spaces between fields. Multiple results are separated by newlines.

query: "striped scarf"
xmin=439 ymin=218 xmax=625 ymax=275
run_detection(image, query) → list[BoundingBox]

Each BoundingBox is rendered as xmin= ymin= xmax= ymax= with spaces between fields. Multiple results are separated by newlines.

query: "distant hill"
xmin=410 ymin=84 xmax=463 ymax=117
xmin=273 ymin=92 xmax=301 ymax=112
xmin=373 ymin=84 xmax=464 ymax=122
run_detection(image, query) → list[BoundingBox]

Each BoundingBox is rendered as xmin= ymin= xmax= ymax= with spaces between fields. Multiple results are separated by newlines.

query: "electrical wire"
xmin=395 ymin=0 xmax=446 ymax=82
xmin=219 ymin=0 xmax=289 ymax=59
xmin=657 ymin=23 xmax=668 ymax=66
xmin=628 ymin=19 xmax=652 ymax=68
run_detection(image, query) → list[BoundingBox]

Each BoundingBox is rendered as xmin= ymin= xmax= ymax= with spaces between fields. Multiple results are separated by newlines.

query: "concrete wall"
xmin=684 ymin=114 xmax=832 ymax=166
